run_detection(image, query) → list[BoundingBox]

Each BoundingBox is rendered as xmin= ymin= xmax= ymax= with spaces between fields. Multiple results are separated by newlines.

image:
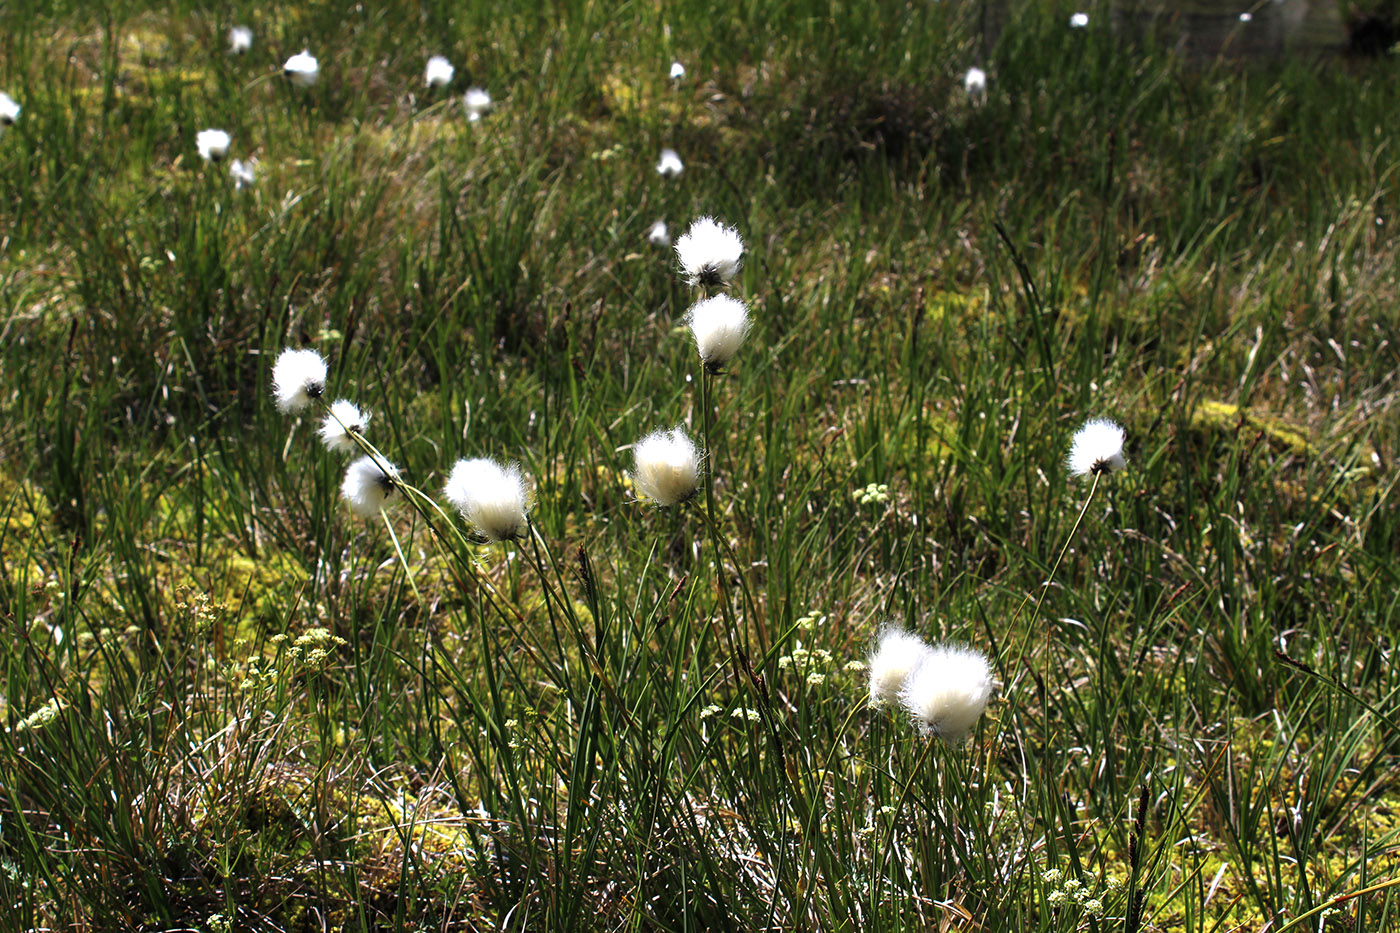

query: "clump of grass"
xmin=2 ymin=0 xmax=1400 ymax=929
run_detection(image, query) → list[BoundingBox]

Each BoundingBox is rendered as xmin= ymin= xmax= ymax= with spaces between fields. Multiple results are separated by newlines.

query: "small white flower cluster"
xmin=853 ymin=482 xmax=890 ymax=505
xmin=867 ymin=625 xmax=994 ymax=743
xmin=795 ymin=610 xmax=826 ymax=631
xmin=1042 ymin=868 xmax=1117 ymax=918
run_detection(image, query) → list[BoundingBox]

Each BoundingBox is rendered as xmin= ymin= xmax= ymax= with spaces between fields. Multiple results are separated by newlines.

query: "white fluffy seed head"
xmin=1069 ymin=11 xmax=1090 ymax=27
xmin=463 ymin=87 xmax=491 ymax=121
xmin=443 ymin=458 xmax=530 ymax=542
xmin=656 ymin=147 xmax=684 ymax=178
xmin=425 ymin=55 xmax=455 ymax=88
xmin=271 ymin=348 xmax=327 ymax=413
xmin=675 ymin=216 xmax=744 ymax=288
xmin=647 ymin=219 xmax=671 ymax=247
xmin=897 ymin=645 xmax=994 ymax=742
xmin=284 ymin=50 xmax=319 ymax=86
xmin=341 ymin=456 xmax=399 ymax=518
xmin=230 ymin=158 xmax=256 ymax=190
xmin=196 ymin=129 xmax=231 ymax=162
xmin=964 ymin=67 xmax=987 ymax=97
xmin=318 ymin=399 xmax=370 ymax=454
xmin=686 ymin=294 xmax=751 ymax=372
xmin=868 ymin=626 xmax=935 ymax=706
xmin=669 ymin=61 xmax=686 ymax=80
xmin=1067 ymin=418 xmax=1127 ymax=477
xmin=228 ymin=26 xmax=253 ymax=54
xmin=631 ymin=427 xmax=701 ymax=507
xmin=0 ymin=92 xmax=20 ymax=128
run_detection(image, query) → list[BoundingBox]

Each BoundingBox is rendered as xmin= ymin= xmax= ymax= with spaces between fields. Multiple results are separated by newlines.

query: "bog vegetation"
xmin=1 ymin=0 xmax=1398 ymax=930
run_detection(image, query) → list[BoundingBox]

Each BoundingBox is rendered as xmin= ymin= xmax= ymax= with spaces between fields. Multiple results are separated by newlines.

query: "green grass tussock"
xmin=2 ymin=0 xmax=1400 ymax=929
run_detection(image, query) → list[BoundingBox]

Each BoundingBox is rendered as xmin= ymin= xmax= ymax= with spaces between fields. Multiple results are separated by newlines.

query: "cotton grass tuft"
xmin=686 ymin=294 xmax=751 ymax=373
xmin=341 ymin=456 xmax=399 ymax=518
xmin=444 ymin=458 xmax=530 ymax=542
xmin=271 ymin=348 xmax=327 ymax=413
xmin=1067 ymin=418 xmax=1127 ymax=477
xmin=897 ymin=645 xmax=994 ymax=742
xmin=425 ymin=55 xmax=455 ymax=88
xmin=318 ymin=400 xmax=370 ymax=454
xmin=196 ymin=129 xmax=231 ymax=162
xmin=284 ymin=50 xmax=319 ymax=86
xmin=867 ymin=626 xmax=933 ymax=706
xmin=631 ymin=428 xmax=701 ymax=507
xmin=675 ymin=216 xmax=744 ymax=288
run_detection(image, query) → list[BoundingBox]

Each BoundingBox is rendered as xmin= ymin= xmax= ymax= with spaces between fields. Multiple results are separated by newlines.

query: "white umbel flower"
xmin=686 ymin=294 xmax=751 ymax=373
xmin=228 ymin=25 xmax=253 ymax=54
xmin=0 ymin=93 xmax=19 ymax=130
xmin=425 ymin=55 xmax=455 ymax=88
xmin=271 ymin=348 xmax=328 ymax=412
xmin=1067 ymin=418 xmax=1127 ymax=477
xmin=196 ymin=129 xmax=231 ymax=162
xmin=631 ymin=427 xmax=701 ymax=507
xmin=868 ymin=627 xmax=934 ymax=706
xmin=964 ymin=67 xmax=987 ymax=99
xmin=656 ymin=147 xmax=684 ymax=178
xmin=318 ymin=400 xmax=370 ymax=454
xmin=463 ymin=87 xmax=492 ymax=122
xmin=284 ymin=50 xmax=319 ymax=86
xmin=669 ymin=61 xmax=686 ymax=80
xmin=341 ymin=456 xmax=399 ymax=518
xmin=443 ymin=457 xmax=531 ymax=542
xmin=897 ymin=645 xmax=994 ymax=742
xmin=230 ymin=158 xmax=256 ymax=190
xmin=1069 ymin=11 xmax=1090 ymax=27
xmin=647 ymin=219 xmax=671 ymax=247
xmin=675 ymin=216 xmax=744 ymax=288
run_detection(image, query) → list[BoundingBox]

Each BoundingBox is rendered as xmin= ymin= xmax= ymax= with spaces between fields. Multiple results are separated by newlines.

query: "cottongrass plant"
xmin=227 ymin=25 xmax=252 ymax=54
xmin=867 ymin=626 xmax=935 ymax=705
xmin=656 ymin=147 xmax=684 ymax=178
xmin=425 ymin=55 xmax=455 ymax=88
xmin=271 ymin=348 xmax=327 ymax=412
xmin=896 ymin=645 xmax=994 ymax=742
xmin=1070 ymin=11 xmax=1090 ymax=27
xmin=283 ymin=50 xmax=319 ymax=86
xmin=341 ymin=455 xmax=400 ymax=518
xmin=318 ymin=400 xmax=370 ymax=454
xmin=669 ymin=60 xmax=686 ymax=80
xmin=1066 ymin=417 xmax=1127 ymax=477
xmin=675 ymin=215 xmax=744 ymax=288
xmin=443 ymin=457 xmax=530 ymax=542
xmin=0 ymin=93 xmax=19 ymax=131
xmin=196 ymin=129 xmax=230 ymax=162
xmin=463 ymin=87 xmax=491 ymax=121
xmin=229 ymin=158 xmax=256 ymax=190
xmin=686 ymin=294 xmax=751 ymax=373
xmin=964 ymin=67 xmax=987 ymax=100
xmin=630 ymin=427 xmax=701 ymax=506
xmin=646 ymin=219 xmax=670 ymax=247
